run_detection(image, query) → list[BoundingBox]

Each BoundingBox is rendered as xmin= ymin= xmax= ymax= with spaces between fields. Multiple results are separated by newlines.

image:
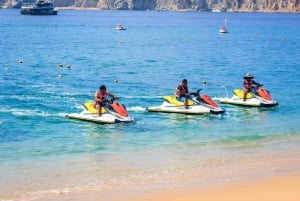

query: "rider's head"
xmin=182 ymin=79 xmax=188 ymax=86
xmin=99 ymin=85 xmax=106 ymax=92
xmin=244 ymin=73 xmax=254 ymax=80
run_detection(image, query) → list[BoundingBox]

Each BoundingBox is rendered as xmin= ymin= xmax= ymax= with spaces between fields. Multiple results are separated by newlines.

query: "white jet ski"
xmin=67 ymin=99 xmax=134 ymax=124
xmin=219 ymin=86 xmax=278 ymax=107
xmin=147 ymin=90 xmax=225 ymax=115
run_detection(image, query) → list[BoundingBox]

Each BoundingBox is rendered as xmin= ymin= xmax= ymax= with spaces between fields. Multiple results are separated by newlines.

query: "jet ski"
xmin=219 ymin=85 xmax=278 ymax=107
xmin=66 ymin=98 xmax=134 ymax=124
xmin=147 ymin=90 xmax=225 ymax=115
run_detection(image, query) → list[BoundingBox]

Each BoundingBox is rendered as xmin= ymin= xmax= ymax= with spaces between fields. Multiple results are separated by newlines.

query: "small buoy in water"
xmin=18 ymin=60 xmax=23 ymax=64
xmin=202 ymin=80 xmax=207 ymax=85
xmin=58 ymin=64 xmax=63 ymax=67
xmin=5 ymin=67 xmax=9 ymax=71
xmin=58 ymin=74 xmax=63 ymax=77
xmin=114 ymin=80 xmax=119 ymax=83
xmin=66 ymin=65 xmax=71 ymax=69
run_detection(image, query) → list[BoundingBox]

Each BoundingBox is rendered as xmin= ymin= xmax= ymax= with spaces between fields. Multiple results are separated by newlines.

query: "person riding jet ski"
xmin=94 ymin=85 xmax=118 ymax=116
xmin=243 ymin=73 xmax=261 ymax=101
xmin=175 ymin=79 xmax=197 ymax=109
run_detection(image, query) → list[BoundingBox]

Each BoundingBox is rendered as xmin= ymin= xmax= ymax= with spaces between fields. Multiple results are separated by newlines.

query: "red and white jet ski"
xmin=67 ymin=98 xmax=134 ymax=124
xmin=220 ymin=85 xmax=278 ymax=107
xmin=147 ymin=89 xmax=225 ymax=115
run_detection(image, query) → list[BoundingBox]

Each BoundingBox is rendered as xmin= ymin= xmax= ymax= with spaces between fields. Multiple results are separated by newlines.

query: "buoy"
xmin=66 ymin=65 xmax=71 ymax=69
xmin=58 ymin=64 xmax=63 ymax=67
xmin=202 ymin=80 xmax=207 ymax=85
xmin=18 ymin=60 xmax=23 ymax=64
xmin=114 ymin=80 xmax=119 ymax=83
xmin=5 ymin=67 xmax=9 ymax=71
xmin=58 ymin=74 xmax=63 ymax=77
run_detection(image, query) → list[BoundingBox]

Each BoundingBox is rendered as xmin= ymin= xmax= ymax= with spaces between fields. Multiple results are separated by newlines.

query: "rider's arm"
xmin=107 ymin=92 xmax=118 ymax=99
xmin=94 ymin=91 xmax=102 ymax=102
xmin=252 ymin=80 xmax=261 ymax=86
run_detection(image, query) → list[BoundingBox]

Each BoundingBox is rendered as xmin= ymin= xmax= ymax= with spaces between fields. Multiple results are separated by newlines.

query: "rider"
xmin=243 ymin=73 xmax=260 ymax=101
xmin=94 ymin=85 xmax=117 ymax=116
xmin=175 ymin=79 xmax=196 ymax=109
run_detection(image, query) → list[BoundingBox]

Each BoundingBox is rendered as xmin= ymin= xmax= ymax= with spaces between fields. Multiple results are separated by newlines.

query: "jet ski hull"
xmin=219 ymin=96 xmax=278 ymax=107
xmin=66 ymin=110 xmax=134 ymax=124
xmin=147 ymin=101 xmax=224 ymax=115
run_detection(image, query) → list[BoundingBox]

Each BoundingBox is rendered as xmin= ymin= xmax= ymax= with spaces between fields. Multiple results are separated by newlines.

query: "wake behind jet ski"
xmin=66 ymin=98 xmax=134 ymax=124
xmin=147 ymin=89 xmax=225 ymax=115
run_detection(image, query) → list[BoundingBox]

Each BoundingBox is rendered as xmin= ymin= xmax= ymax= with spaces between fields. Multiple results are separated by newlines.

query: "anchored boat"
xmin=20 ymin=0 xmax=58 ymax=15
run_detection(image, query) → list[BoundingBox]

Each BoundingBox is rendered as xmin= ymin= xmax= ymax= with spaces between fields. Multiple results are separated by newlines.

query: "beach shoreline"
xmin=38 ymin=173 xmax=300 ymax=201
xmin=2 ymin=138 xmax=300 ymax=201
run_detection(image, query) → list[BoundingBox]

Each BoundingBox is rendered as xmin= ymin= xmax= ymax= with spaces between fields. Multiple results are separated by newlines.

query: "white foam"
xmin=11 ymin=109 xmax=50 ymax=117
xmin=121 ymin=95 xmax=162 ymax=99
xmin=75 ymin=104 xmax=84 ymax=110
xmin=57 ymin=112 xmax=69 ymax=117
xmin=127 ymin=106 xmax=146 ymax=112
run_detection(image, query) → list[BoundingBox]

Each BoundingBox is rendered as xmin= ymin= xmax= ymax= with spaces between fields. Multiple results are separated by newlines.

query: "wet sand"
xmin=39 ymin=174 xmax=300 ymax=201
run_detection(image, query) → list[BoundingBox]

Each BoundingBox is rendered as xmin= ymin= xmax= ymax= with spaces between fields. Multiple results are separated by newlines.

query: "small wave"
xmin=213 ymin=97 xmax=224 ymax=101
xmin=209 ymin=133 xmax=300 ymax=149
xmin=11 ymin=109 xmax=50 ymax=117
xmin=127 ymin=106 xmax=146 ymax=112
xmin=57 ymin=112 xmax=69 ymax=117
xmin=121 ymin=95 xmax=162 ymax=99
xmin=1 ymin=187 xmax=86 ymax=201
xmin=6 ymin=94 xmax=43 ymax=101
xmin=75 ymin=104 xmax=84 ymax=110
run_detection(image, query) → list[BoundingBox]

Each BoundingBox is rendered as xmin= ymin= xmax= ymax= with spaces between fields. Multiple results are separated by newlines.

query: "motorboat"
xmin=116 ymin=24 xmax=126 ymax=30
xmin=219 ymin=86 xmax=278 ymax=107
xmin=20 ymin=0 xmax=58 ymax=15
xmin=219 ymin=26 xmax=228 ymax=33
xmin=147 ymin=90 xmax=225 ymax=115
xmin=66 ymin=99 xmax=134 ymax=124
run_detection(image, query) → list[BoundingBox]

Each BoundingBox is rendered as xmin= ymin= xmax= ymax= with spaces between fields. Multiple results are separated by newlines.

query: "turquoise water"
xmin=0 ymin=9 xmax=300 ymax=200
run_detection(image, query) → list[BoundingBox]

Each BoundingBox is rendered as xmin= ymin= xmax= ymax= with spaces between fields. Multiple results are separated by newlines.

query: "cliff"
xmin=1 ymin=0 xmax=300 ymax=12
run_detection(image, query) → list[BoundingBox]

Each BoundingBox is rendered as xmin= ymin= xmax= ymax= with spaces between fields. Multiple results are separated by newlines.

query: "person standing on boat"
xmin=175 ymin=79 xmax=196 ymax=109
xmin=94 ymin=85 xmax=118 ymax=116
xmin=243 ymin=73 xmax=260 ymax=101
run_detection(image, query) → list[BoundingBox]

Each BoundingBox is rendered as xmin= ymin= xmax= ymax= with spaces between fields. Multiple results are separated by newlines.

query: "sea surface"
xmin=0 ymin=9 xmax=300 ymax=201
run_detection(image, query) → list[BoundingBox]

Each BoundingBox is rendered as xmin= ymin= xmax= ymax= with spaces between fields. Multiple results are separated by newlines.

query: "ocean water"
xmin=0 ymin=9 xmax=300 ymax=200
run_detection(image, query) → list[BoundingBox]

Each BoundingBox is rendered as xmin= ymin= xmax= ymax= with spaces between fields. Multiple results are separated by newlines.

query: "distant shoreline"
xmin=1 ymin=6 xmax=299 ymax=13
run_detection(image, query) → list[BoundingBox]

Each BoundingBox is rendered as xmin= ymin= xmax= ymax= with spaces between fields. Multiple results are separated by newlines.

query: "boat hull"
xmin=20 ymin=10 xmax=57 ymax=15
